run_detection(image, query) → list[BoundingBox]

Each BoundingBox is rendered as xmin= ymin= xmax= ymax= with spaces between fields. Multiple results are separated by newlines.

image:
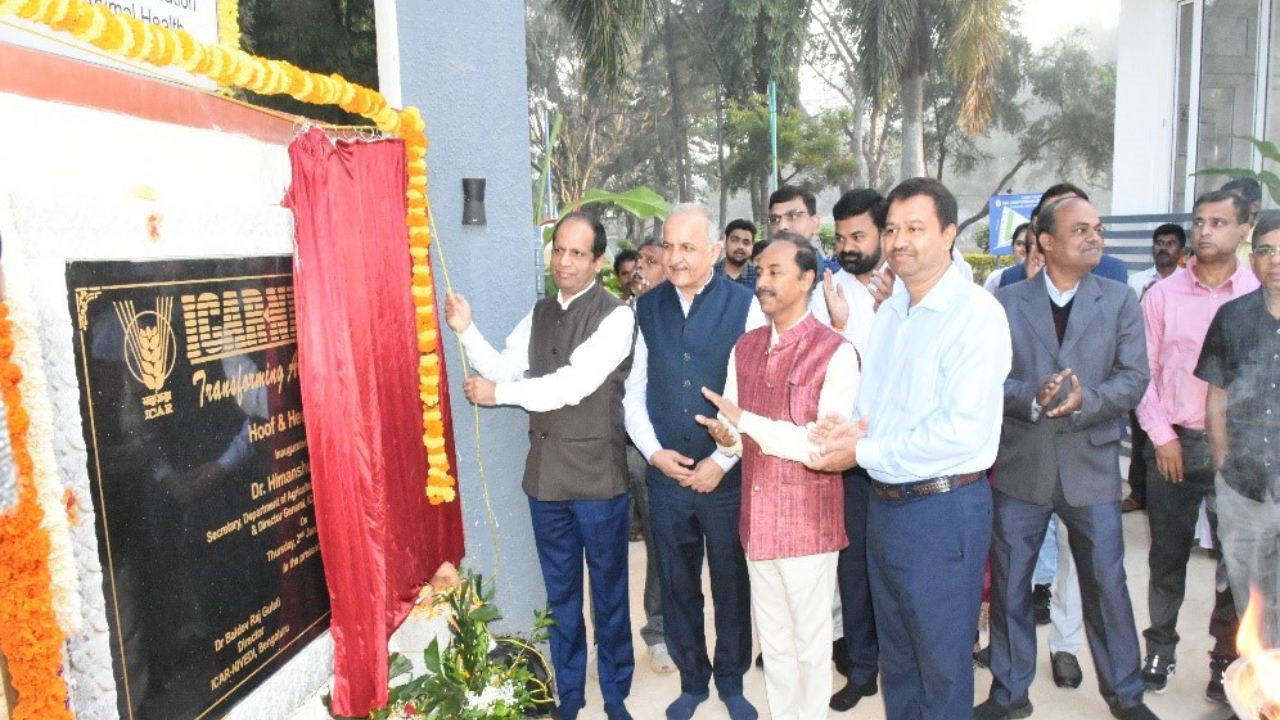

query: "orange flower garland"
xmin=0 ymin=303 xmax=73 ymax=720
xmin=0 ymin=0 xmax=457 ymax=503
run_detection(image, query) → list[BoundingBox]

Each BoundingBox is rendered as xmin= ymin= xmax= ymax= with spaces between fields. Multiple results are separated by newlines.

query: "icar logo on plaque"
xmin=67 ymin=257 xmax=329 ymax=720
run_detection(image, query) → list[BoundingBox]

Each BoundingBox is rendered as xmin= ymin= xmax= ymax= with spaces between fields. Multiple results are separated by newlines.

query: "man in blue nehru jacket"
xmin=624 ymin=204 xmax=766 ymax=720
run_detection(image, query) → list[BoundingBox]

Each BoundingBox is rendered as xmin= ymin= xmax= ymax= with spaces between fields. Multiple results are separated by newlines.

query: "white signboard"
xmin=0 ymin=0 xmax=220 ymax=86
xmin=85 ymin=0 xmax=219 ymax=42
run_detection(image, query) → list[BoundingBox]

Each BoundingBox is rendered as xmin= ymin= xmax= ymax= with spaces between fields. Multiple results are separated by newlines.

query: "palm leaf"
xmin=850 ymin=0 xmax=922 ymax=108
xmin=944 ymin=0 xmax=1009 ymax=134
xmin=550 ymin=0 xmax=660 ymax=92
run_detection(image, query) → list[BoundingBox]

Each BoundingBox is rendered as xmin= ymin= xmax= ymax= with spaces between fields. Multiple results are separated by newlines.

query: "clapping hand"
xmin=822 ymin=269 xmax=850 ymax=328
xmin=805 ymin=414 xmax=869 ymax=472
xmin=868 ymin=266 xmax=895 ymax=311
xmin=1037 ymin=369 xmax=1082 ymax=418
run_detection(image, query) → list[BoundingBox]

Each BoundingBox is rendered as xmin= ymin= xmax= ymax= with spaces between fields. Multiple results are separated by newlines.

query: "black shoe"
xmin=1206 ymin=654 xmax=1232 ymax=704
xmin=829 ymin=678 xmax=877 ymax=711
xmin=973 ymin=697 xmax=1033 ymax=720
xmin=973 ymin=645 xmax=991 ymax=669
xmin=832 ymin=637 xmax=853 ymax=677
xmin=1032 ymin=583 xmax=1052 ymax=625
xmin=1109 ymin=702 xmax=1160 ymax=720
xmin=1051 ymin=652 xmax=1082 ymax=688
xmin=1141 ymin=652 xmax=1175 ymax=693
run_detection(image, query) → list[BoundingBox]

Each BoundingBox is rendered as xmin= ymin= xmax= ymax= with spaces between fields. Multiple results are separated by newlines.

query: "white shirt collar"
xmin=676 ymin=270 xmax=716 ymax=316
xmin=1043 ymin=271 xmax=1079 ymax=308
xmin=769 ymin=310 xmax=812 ymax=345
xmin=557 ymin=280 xmax=596 ymax=310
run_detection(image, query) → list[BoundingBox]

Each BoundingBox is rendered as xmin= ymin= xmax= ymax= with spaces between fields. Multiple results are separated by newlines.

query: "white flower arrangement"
xmin=6 ymin=263 xmax=83 ymax=634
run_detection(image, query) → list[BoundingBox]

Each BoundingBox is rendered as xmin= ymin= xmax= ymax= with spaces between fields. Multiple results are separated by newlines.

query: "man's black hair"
xmin=1252 ymin=209 xmax=1280 ymax=243
xmin=724 ymin=218 xmax=757 ymax=237
xmin=553 ymin=211 xmax=608 ymax=258
xmin=1221 ymin=177 xmax=1263 ymax=206
xmin=761 ymin=231 xmax=819 ymax=295
xmin=1152 ymin=223 xmax=1186 ymax=247
xmin=751 ymin=239 xmax=767 ymax=259
xmin=613 ymin=249 xmax=639 ymax=279
xmin=1192 ymin=190 xmax=1251 ymax=225
xmin=884 ymin=177 xmax=958 ymax=229
xmin=832 ymin=188 xmax=886 ymax=229
xmin=767 ymin=185 xmax=817 ymax=215
xmin=1013 ymin=222 xmax=1031 ymax=251
xmin=1033 ymin=182 xmax=1091 ymax=217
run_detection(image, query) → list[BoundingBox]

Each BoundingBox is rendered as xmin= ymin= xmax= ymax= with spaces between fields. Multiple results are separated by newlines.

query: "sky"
xmin=1021 ymin=0 xmax=1120 ymax=49
xmin=801 ymin=0 xmax=1122 ymax=112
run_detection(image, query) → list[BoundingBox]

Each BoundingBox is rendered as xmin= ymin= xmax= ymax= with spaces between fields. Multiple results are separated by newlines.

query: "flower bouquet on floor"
xmin=372 ymin=571 xmax=555 ymax=720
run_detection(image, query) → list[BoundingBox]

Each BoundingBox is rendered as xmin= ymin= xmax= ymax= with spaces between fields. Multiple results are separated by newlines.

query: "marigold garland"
xmin=0 ymin=304 xmax=73 ymax=720
xmin=216 ymin=0 xmax=239 ymax=51
xmin=6 ymin=272 xmax=82 ymax=634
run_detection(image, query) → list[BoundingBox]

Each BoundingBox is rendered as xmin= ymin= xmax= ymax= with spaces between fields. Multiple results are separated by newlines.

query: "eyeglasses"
xmin=1253 ymin=245 xmax=1279 ymax=259
xmin=768 ymin=209 xmax=810 ymax=226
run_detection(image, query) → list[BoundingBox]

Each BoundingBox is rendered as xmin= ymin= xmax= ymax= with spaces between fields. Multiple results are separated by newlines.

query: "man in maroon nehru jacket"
xmin=697 ymin=232 xmax=860 ymax=720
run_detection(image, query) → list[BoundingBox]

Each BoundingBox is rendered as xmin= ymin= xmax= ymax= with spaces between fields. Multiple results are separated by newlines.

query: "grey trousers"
xmin=1216 ymin=475 xmax=1280 ymax=647
xmin=626 ymin=444 xmax=664 ymax=646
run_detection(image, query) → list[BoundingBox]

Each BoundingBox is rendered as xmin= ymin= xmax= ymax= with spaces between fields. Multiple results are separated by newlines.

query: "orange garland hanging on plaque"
xmin=0 ymin=303 xmax=73 ymax=720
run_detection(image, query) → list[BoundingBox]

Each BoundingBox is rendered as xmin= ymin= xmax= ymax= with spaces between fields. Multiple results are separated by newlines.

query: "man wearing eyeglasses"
xmin=1198 ymin=209 xmax=1280 ymax=651
xmin=767 ymin=186 xmax=822 ymax=244
xmin=1136 ymin=189 xmax=1257 ymax=702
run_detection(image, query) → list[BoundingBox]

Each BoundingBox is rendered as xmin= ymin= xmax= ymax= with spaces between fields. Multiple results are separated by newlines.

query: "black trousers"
xmin=1143 ymin=427 xmax=1238 ymax=659
xmin=837 ymin=469 xmax=878 ymax=685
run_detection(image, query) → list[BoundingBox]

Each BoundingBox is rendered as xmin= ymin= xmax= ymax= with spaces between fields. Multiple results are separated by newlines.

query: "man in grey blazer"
xmin=976 ymin=197 xmax=1159 ymax=720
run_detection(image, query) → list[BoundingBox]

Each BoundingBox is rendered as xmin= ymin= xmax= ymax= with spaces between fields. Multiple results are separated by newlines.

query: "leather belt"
xmin=871 ymin=471 xmax=984 ymax=502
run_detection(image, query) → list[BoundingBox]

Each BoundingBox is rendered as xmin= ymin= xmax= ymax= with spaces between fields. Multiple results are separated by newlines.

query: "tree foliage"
xmin=238 ymin=0 xmax=377 ymax=125
xmin=725 ymin=95 xmax=857 ymax=201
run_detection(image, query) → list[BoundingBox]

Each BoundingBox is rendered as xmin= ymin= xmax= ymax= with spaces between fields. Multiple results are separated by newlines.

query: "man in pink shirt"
xmin=1135 ymin=189 xmax=1258 ymax=701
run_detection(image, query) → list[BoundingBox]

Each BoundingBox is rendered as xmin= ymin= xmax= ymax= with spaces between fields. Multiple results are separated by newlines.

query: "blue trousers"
xmin=837 ymin=469 xmax=879 ymax=685
xmin=1033 ymin=515 xmax=1059 ymax=586
xmin=647 ymin=471 xmax=752 ymax=697
xmin=987 ymin=487 xmax=1144 ymax=710
xmin=867 ymin=479 xmax=991 ymax=720
xmin=528 ymin=494 xmax=634 ymax=707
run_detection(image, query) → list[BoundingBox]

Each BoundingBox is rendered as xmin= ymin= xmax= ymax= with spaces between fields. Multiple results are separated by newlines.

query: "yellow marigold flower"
xmin=16 ymin=0 xmax=48 ymax=20
xmin=126 ymin=17 xmax=150 ymax=60
xmin=42 ymin=0 xmax=69 ymax=25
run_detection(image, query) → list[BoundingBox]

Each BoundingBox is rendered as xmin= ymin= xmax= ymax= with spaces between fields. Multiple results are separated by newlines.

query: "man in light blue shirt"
xmin=809 ymin=177 xmax=1012 ymax=720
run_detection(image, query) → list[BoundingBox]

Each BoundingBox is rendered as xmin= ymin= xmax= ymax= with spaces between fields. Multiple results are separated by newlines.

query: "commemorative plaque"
xmin=67 ymin=257 xmax=330 ymax=720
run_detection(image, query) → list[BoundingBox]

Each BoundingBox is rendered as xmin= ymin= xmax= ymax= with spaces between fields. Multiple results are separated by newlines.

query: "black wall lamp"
xmin=462 ymin=178 xmax=486 ymax=225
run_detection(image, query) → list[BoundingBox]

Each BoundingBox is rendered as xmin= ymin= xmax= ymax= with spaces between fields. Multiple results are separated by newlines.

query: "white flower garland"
xmin=5 ymin=270 xmax=83 ymax=635
xmin=0 ymin=393 xmax=16 ymax=513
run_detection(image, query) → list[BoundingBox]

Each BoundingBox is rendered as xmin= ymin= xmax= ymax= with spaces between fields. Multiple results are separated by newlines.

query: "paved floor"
xmin=578 ymin=506 xmax=1237 ymax=720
